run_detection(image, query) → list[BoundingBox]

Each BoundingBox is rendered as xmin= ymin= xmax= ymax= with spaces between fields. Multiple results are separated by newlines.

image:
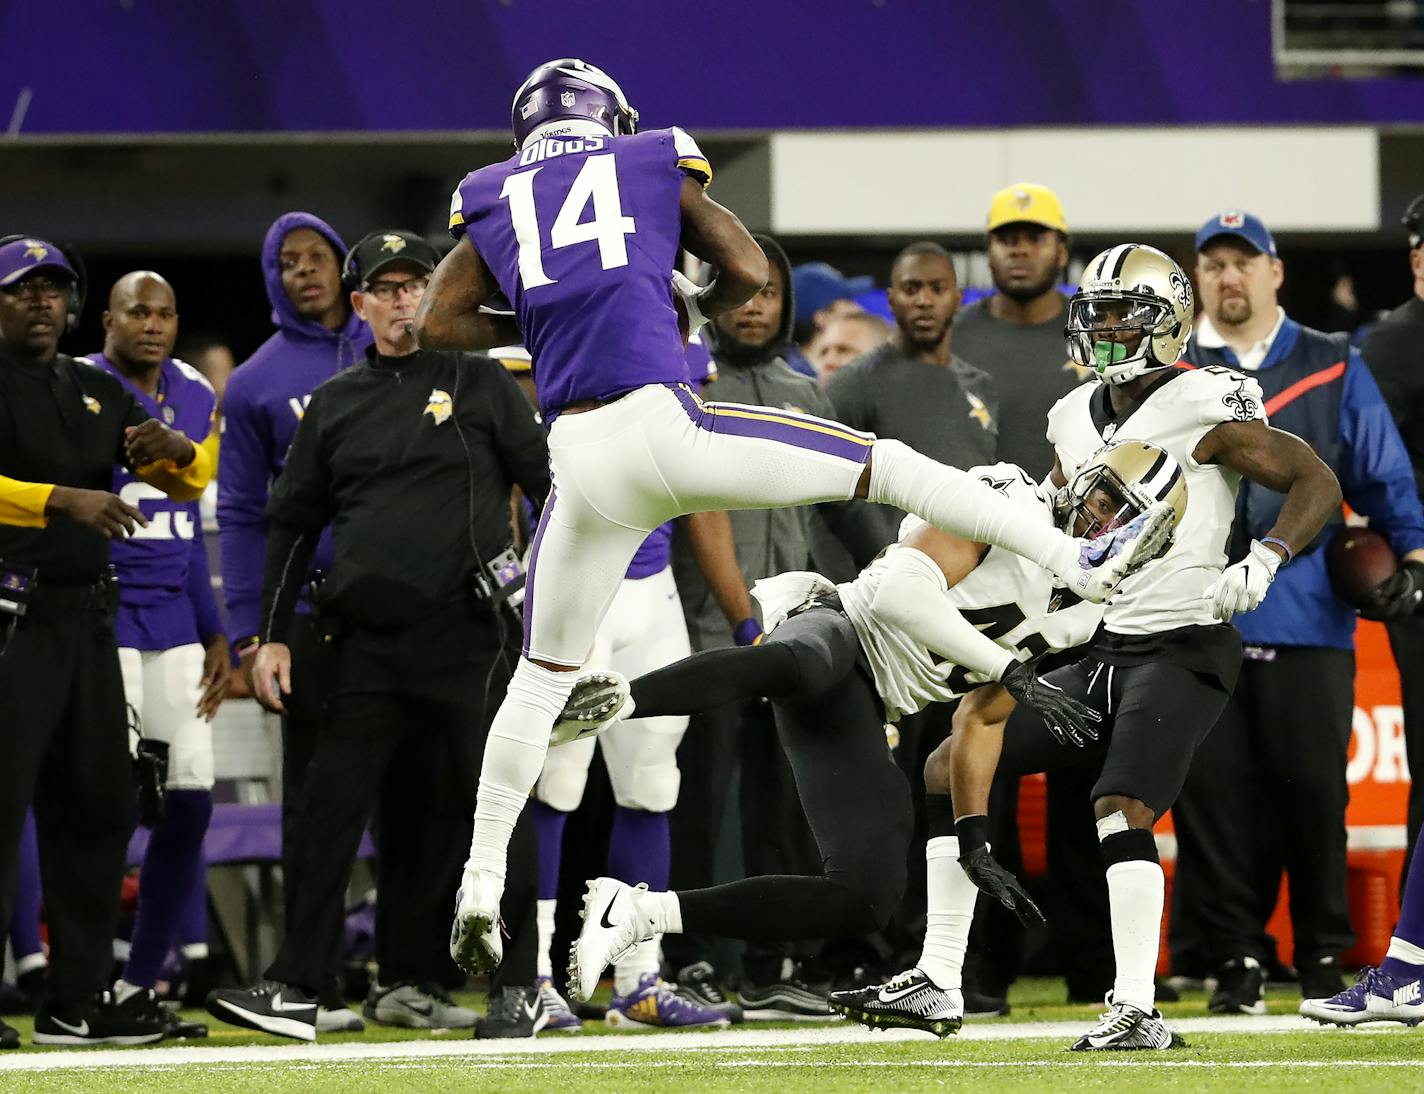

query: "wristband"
xmin=732 ymin=617 xmax=763 ymax=647
xmin=954 ymin=814 xmax=990 ymax=856
xmin=1260 ymin=536 xmax=1294 ymax=564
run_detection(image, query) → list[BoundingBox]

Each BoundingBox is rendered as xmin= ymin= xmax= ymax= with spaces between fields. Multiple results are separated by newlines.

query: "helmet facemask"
xmin=1066 ymin=291 xmax=1175 ymax=385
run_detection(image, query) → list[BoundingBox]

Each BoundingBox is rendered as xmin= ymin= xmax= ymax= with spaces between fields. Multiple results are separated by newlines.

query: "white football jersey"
xmin=1047 ymin=366 xmax=1266 ymax=635
xmin=838 ymin=463 xmax=1104 ymax=723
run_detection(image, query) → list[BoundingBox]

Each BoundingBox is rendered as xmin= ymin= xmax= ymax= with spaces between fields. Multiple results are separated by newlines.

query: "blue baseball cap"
xmin=0 ymin=237 xmax=78 ymax=288
xmin=792 ymin=262 xmax=874 ymax=329
xmin=1195 ymin=211 xmax=1277 ymax=258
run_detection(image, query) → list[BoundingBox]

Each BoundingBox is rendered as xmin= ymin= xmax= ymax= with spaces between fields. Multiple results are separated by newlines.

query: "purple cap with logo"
xmin=0 ymin=237 xmax=78 ymax=288
xmin=1194 ymin=211 xmax=1277 ymax=258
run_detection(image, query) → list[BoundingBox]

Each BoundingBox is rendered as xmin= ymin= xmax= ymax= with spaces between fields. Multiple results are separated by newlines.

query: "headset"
xmin=340 ymin=231 xmax=384 ymax=294
xmin=0 ymin=233 xmax=86 ymax=334
xmin=1404 ymin=193 xmax=1424 ymax=250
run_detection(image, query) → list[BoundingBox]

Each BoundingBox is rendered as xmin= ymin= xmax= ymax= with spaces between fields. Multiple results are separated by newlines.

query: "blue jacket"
xmin=1184 ymin=316 xmax=1424 ymax=649
xmin=217 ymin=212 xmax=372 ymax=645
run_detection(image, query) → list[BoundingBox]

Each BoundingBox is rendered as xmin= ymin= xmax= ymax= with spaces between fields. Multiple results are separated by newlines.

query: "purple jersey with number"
xmin=92 ymin=354 xmax=220 ymax=650
xmin=449 ymin=126 xmax=711 ymax=416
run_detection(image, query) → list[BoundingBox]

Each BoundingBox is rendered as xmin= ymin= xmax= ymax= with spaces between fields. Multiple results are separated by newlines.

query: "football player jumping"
xmin=833 ymin=244 xmax=1342 ymax=1051
xmin=412 ymin=60 xmax=1176 ymax=975
xmin=554 ymin=457 xmax=1143 ymax=1014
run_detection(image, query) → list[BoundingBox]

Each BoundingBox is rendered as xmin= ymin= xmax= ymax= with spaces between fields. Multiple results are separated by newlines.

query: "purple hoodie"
xmin=217 ymin=212 xmax=372 ymax=646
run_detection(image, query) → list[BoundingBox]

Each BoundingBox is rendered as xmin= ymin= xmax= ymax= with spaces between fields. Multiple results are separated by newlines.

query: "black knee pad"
xmin=1099 ymin=827 xmax=1159 ymax=870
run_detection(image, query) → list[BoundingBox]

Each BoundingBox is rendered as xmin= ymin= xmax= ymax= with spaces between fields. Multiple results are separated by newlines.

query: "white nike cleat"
xmin=1070 ymin=993 xmax=1183 ymax=1051
xmin=549 ymin=671 xmax=635 ymax=747
xmin=450 ymin=867 xmax=504 ymax=976
xmin=1066 ymin=501 xmax=1175 ymax=604
xmin=567 ymin=877 xmax=653 ymax=1003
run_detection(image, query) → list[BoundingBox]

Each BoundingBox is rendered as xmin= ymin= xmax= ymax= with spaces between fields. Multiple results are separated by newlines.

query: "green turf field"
xmin=3 ymin=978 xmax=1422 ymax=1092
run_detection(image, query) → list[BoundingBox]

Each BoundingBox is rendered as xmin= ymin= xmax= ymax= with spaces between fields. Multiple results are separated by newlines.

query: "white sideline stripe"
xmin=0 ymin=1015 xmax=1335 ymax=1072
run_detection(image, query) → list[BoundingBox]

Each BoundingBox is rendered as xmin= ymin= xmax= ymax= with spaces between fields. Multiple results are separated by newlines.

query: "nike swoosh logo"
xmin=49 ymin=1017 xmax=89 ymax=1036
xmin=599 ymin=896 xmax=619 ymax=929
xmin=522 ymin=1001 xmax=540 ymax=1021
xmin=406 ymin=1001 xmax=433 ymax=1015
xmin=272 ymin=993 xmax=314 ymax=1013
xmin=877 ymin=983 xmax=924 ymax=1004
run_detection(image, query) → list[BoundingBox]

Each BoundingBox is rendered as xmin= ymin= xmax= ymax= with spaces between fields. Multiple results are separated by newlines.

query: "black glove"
xmin=1362 ymin=559 xmax=1424 ymax=621
xmin=1000 ymin=659 xmax=1101 ymax=747
xmin=959 ymin=843 xmax=1046 ymax=928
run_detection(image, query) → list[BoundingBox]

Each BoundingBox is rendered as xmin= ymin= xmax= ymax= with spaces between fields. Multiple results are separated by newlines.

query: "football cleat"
xmin=829 ymin=968 xmax=963 ymax=1038
xmin=1066 ymin=501 xmax=1175 ymax=604
xmin=450 ymin=867 xmax=504 ymax=976
xmin=607 ymin=973 xmax=731 ymax=1029
xmin=535 ymin=977 xmax=583 ymax=1033
xmin=474 ymin=986 xmax=548 ymax=1040
xmin=205 ymin=981 xmax=317 ymax=1042
xmin=568 ymin=877 xmax=652 ymax=1002
xmin=1300 ymin=966 xmax=1424 ymax=1027
xmin=1070 ymin=993 xmax=1184 ymax=1051
xmin=549 ymin=671 xmax=635 ymax=747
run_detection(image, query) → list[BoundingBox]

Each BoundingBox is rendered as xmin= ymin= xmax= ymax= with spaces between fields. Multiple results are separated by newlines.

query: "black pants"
xmin=632 ymin=605 xmax=913 ymax=944
xmin=1171 ymin=648 xmax=1356 ymax=969
xmin=1387 ymin=616 xmax=1424 ymax=869
xmin=266 ymin=605 xmax=537 ymax=993
xmin=0 ymin=584 xmax=133 ymax=1009
xmin=278 ymin=613 xmax=333 ymax=936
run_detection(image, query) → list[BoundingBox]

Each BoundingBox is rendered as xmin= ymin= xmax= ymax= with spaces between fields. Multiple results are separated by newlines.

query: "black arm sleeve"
xmin=486 ymin=358 xmax=552 ymax=511
xmin=259 ymin=521 xmax=319 ymax=645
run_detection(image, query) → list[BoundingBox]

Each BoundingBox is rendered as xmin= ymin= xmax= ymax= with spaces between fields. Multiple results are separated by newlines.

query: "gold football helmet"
xmin=1055 ymin=440 xmax=1189 ymax=552
xmin=1066 ymin=244 xmax=1194 ymax=385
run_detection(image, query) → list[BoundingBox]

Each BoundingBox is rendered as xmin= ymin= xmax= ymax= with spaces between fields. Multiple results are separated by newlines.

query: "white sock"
xmin=1387 ymin=936 xmax=1424 ymax=966
xmin=634 ymin=889 xmax=683 ymax=937
xmin=917 ymin=836 xmax=977 ymax=990
xmin=114 ymin=978 xmax=143 ymax=1003
xmin=15 ymin=952 xmax=48 ymax=976
xmin=467 ymin=659 xmax=579 ymax=880
xmin=536 ymin=898 xmax=557 ymax=979
xmin=614 ymin=936 xmax=662 ymax=997
xmin=1106 ymin=860 xmax=1163 ymax=1012
xmin=868 ymin=439 xmax=1078 ymax=577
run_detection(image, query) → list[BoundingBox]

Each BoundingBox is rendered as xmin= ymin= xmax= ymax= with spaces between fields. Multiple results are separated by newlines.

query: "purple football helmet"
xmin=510 ymin=58 xmax=639 ymax=149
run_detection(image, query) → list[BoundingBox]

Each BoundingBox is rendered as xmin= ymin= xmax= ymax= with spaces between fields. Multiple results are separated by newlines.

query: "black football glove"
xmin=1362 ymin=559 xmax=1424 ymax=621
xmin=960 ymin=844 xmax=1046 ymax=928
xmin=1000 ymin=660 xmax=1101 ymax=748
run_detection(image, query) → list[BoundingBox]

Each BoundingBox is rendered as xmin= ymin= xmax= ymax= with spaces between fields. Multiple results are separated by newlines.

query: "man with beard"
xmin=827 ymin=243 xmax=999 ymax=548
xmin=1172 ymin=211 xmax=1424 ymax=1013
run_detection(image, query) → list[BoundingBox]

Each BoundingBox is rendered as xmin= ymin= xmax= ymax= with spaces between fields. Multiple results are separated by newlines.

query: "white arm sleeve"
xmin=870 ymin=547 xmax=1017 ymax=684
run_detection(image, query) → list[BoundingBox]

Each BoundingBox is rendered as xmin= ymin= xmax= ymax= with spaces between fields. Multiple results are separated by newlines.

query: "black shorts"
xmin=996 ymin=626 xmax=1241 ymax=818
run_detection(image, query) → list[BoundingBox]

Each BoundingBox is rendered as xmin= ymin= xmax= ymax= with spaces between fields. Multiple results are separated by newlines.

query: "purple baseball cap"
xmin=1194 ymin=211 xmax=1277 ymax=258
xmin=0 ymin=237 xmax=78 ymax=288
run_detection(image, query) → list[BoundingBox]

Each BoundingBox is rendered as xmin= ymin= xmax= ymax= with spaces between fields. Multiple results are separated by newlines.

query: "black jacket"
xmin=260 ymin=348 xmax=550 ymax=638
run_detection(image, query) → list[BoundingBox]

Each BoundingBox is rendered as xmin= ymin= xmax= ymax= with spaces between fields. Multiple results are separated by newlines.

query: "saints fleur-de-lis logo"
xmin=1222 ymin=379 xmax=1259 ymax=422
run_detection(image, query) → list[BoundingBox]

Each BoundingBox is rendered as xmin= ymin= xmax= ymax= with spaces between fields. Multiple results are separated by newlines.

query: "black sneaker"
xmin=0 ymin=1018 xmax=18 ymax=1049
xmin=1300 ymin=956 xmax=1346 ymax=1001
xmin=475 ymin=986 xmax=548 ymax=1039
xmin=738 ymin=975 xmax=834 ymax=1021
xmin=118 ymin=986 xmax=210 ymax=1038
xmin=963 ymin=988 xmax=1011 ymax=1017
xmin=672 ymin=962 xmax=743 ymax=1023
xmin=206 ymin=981 xmax=317 ymax=1042
xmin=829 ymin=968 xmax=963 ymax=1038
xmin=1210 ymin=957 xmax=1266 ymax=1015
xmin=33 ymin=992 xmax=167 ymax=1046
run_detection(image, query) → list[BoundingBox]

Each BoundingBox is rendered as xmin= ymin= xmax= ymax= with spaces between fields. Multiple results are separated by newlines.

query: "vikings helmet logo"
xmin=82 ymin=395 xmax=101 ymax=415
xmin=424 ymin=388 xmax=453 ymax=426
xmin=24 ymin=241 xmax=48 ymax=261
xmin=966 ymin=392 xmax=993 ymax=430
xmin=1012 ymin=188 xmax=1032 ymax=210
xmin=380 ymin=234 xmax=407 ymax=254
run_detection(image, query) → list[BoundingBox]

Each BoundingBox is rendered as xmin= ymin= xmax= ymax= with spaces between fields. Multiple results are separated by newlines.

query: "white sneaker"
xmin=1066 ymin=501 xmax=1175 ymax=604
xmin=567 ymin=878 xmax=652 ymax=1003
xmin=450 ymin=867 xmax=504 ymax=975
xmin=549 ymin=671 xmax=635 ymax=747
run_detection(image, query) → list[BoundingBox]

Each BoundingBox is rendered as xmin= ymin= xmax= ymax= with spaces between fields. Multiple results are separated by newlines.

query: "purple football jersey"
xmin=450 ymin=126 xmax=711 ymax=416
xmin=92 ymin=355 xmax=217 ymax=650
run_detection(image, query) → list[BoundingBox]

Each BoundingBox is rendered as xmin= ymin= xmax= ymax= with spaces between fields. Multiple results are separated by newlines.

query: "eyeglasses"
xmin=0 ymin=277 xmax=68 ymax=301
xmin=363 ymin=277 xmax=428 ymax=302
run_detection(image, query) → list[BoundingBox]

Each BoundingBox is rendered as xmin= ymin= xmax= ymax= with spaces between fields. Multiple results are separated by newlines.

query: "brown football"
xmin=1326 ymin=525 xmax=1397 ymax=609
